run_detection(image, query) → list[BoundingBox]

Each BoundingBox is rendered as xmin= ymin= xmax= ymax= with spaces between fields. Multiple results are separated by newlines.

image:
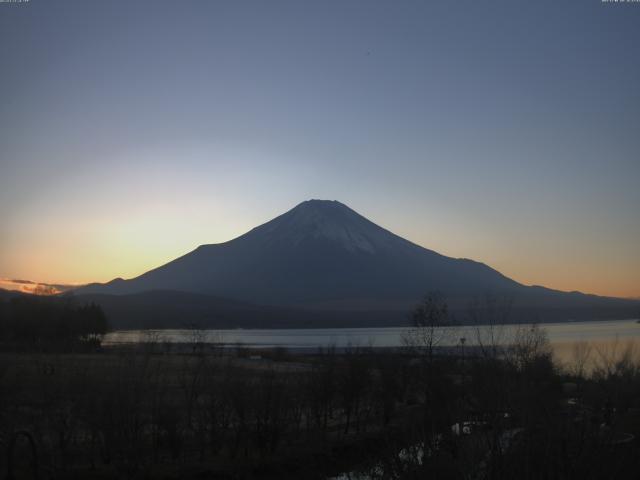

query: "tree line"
xmin=0 ymin=295 xmax=109 ymax=351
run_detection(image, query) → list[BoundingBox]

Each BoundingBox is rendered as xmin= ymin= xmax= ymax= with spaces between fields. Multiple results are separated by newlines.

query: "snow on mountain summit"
xmin=247 ymin=199 xmax=404 ymax=254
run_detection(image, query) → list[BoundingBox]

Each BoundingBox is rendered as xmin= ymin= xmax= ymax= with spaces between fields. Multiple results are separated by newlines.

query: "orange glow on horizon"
xmin=1 ymin=203 xmax=638 ymax=300
xmin=2 ymin=251 xmax=638 ymax=301
xmin=0 ymin=278 xmax=75 ymax=296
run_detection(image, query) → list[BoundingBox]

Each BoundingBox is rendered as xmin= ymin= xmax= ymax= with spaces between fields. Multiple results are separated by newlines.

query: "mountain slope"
xmin=78 ymin=200 xmax=523 ymax=308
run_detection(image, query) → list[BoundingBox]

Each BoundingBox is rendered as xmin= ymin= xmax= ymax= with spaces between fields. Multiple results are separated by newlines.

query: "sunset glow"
xmin=0 ymin=278 xmax=72 ymax=296
xmin=1 ymin=1 xmax=638 ymax=299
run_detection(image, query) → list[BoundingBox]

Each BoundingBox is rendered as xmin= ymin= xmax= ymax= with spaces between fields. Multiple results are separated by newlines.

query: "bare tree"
xmin=186 ymin=323 xmax=208 ymax=355
xmin=467 ymin=293 xmax=514 ymax=359
xmin=402 ymin=292 xmax=453 ymax=362
xmin=508 ymin=323 xmax=552 ymax=370
xmin=570 ymin=340 xmax=593 ymax=379
xmin=593 ymin=337 xmax=640 ymax=379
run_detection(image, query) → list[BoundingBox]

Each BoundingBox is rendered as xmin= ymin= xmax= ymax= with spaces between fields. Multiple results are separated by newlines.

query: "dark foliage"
xmin=0 ymin=296 xmax=638 ymax=479
xmin=0 ymin=296 xmax=109 ymax=351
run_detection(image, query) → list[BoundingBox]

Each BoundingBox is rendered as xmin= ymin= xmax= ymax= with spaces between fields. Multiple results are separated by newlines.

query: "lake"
xmin=105 ymin=318 xmax=640 ymax=360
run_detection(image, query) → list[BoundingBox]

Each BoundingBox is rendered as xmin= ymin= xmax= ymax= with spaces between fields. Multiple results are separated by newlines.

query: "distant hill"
xmin=76 ymin=290 xmax=640 ymax=329
xmin=1 ymin=285 xmax=637 ymax=330
xmin=0 ymin=287 xmax=397 ymax=329
xmin=0 ymin=288 xmax=26 ymax=301
xmin=73 ymin=290 xmax=400 ymax=330
xmin=73 ymin=200 xmax=638 ymax=327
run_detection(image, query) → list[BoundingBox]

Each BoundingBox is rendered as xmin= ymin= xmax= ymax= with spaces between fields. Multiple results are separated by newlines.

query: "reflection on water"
xmin=105 ymin=319 xmax=640 ymax=350
xmin=104 ymin=320 xmax=640 ymax=373
xmin=553 ymin=337 xmax=640 ymax=375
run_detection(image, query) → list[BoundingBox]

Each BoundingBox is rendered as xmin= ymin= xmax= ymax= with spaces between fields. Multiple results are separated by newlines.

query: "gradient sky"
xmin=1 ymin=0 xmax=638 ymax=298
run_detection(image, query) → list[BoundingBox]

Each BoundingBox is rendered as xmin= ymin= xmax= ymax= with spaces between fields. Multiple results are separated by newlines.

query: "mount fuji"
xmin=76 ymin=200 xmax=638 ymax=327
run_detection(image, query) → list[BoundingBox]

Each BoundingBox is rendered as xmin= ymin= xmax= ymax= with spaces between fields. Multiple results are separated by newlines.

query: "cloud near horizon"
xmin=0 ymin=278 xmax=79 ymax=296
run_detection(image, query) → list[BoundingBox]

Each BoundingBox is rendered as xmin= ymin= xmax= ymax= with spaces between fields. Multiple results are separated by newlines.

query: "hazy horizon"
xmin=1 ymin=1 xmax=639 ymax=298
xmin=1 ymin=198 xmax=638 ymax=301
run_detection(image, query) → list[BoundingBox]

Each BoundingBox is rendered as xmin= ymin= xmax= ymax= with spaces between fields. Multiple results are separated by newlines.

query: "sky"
xmin=0 ymin=0 xmax=638 ymax=298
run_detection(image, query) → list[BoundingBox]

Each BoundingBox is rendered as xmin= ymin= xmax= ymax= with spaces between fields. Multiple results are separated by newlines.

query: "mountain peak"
xmin=299 ymin=199 xmax=342 ymax=205
xmin=250 ymin=199 xmax=396 ymax=253
xmin=291 ymin=199 xmax=349 ymax=213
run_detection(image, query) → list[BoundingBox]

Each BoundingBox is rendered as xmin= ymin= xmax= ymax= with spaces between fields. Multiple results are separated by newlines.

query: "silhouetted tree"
xmin=403 ymin=292 xmax=453 ymax=362
xmin=0 ymin=296 xmax=109 ymax=351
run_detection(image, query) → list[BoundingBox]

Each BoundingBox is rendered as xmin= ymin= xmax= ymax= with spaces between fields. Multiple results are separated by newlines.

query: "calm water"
xmin=105 ymin=318 xmax=640 ymax=350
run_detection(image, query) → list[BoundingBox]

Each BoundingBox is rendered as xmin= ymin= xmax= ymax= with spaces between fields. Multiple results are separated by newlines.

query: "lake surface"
xmin=105 ymin=319 xmax=640 ymax=373
xmin=105 ymin=318 xmax=640 ymax=350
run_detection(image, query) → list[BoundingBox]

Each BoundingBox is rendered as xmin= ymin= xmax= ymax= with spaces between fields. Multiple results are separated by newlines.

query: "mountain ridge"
xmin=74 ymin=199 xmax=638 ymax=325
xmin=77 ymin=199 xmax=522 ymax=305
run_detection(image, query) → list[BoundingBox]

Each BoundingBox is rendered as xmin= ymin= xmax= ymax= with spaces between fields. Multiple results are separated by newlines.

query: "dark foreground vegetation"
xmin=0 ymin=295 xmax=639 ymax=479
xmin=0 ymin=296 xmax=108 ymax=352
